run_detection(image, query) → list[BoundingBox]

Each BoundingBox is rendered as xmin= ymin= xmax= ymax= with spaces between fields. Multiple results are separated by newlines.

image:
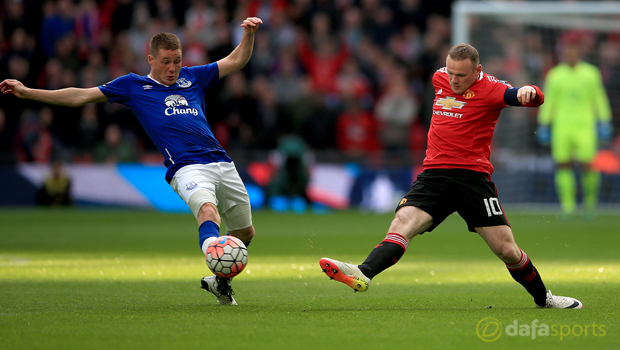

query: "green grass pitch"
xmin=1 ymin=208 xmax=619 ymax=349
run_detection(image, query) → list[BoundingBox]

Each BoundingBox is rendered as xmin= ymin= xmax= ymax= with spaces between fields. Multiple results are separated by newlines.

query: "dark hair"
xmin=149 ymin=33 xmax=182 ymax=57
xmin=447 ymin=43 xmax=480 ymax=68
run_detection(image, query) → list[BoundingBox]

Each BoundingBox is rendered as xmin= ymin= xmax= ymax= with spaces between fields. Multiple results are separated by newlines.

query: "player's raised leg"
xmin=203 ymin=187 xmax=254 ymax=305
xmin=476 ymin=225 xmax=582 ymax=309
xmin=320 ymin=206 xmax=432 ymax=292
xmin=196 ymin=202 xmax=240 ymax=305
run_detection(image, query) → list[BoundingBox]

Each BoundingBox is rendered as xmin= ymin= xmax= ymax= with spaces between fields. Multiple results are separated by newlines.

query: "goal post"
xmin=452 ymin=1 xmax=620 ymax=46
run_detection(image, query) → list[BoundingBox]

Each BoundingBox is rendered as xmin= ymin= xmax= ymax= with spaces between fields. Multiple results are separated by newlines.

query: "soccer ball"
xmin=206 ymin=236 xmax=248 ymax=278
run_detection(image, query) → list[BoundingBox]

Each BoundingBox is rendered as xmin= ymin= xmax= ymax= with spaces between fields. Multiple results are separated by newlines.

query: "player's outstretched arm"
xmin=516 ymin=85 xmax=541 ymax=106
xmin=0 ymin=79 xmax=108 ymax=107
xmin=217 ymin=17 xmax=263 ymax=79
xmin=504 ymin=85 xmax=544 ymax=107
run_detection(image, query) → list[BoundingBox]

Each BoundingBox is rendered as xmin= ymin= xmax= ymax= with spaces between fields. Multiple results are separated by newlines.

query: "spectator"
xmin=367 ymin=5 xmax=398 ymax=48
xmin=79 ymin=51 xmax=108 ymax=87
xmin=94 ymin=123 xmax=138 ymax=163
xmin=36 ymin=160 xmax=72 ymax=206
xmin=341 ymin=7 xmax=364 ymax=53
xmin=110 ymin=0 xmax=135 ymax=36
xmin=288 ymin=77 xmax=320 ymax=135
xmin=247 ymin=30 xmax=274 ymax=77
xmin=2 ymin=0 xmax=27 ymax=39
xmin=266 ymin=5 xmax=296 ymax=50
xmin=40 ymin=0 xmax=75 ymax=58
xmin=77 ymin=103 xmax=99 ymax=157
xmin=388 ymin=24 xmax=423 ymax=64
xmin=336 ymin=98 xmax=381 ymax=158
xmin=127 ymin=1 xmax=153 ymax=63
xmin=184 ymin=0 xmax=217 ymax=48
xmin=74 ymin=0 xmax=102 ymax=54
xmin=0 ymin=27 xmax=36 ymax=82
xmin=0 ymin=109 xmax=17 ymax=164
xmin=375 ymin=74 xmax=419 ymax=151
xmin=221 ymin=71 xmax=259 ymax=150
xmin=268 ymin=134 xmax=312 ymax=209
xmin=181 ymin=29 xmax=207 ymax=68
xmin=395 ymin=0 xmax=427 ymax=32
xmin=336 ymin=58 xmax=372 ymax=103
xmin=252 ymin=76 xmax=292 ymax=149
xmin=300 ymin=90 xmax=338 ymax=150
xmin=297 ymin=13 xmax=349 ymax=94
xmin=17 ymin=107 xmax=56 ymax=163
xmin=207 ymin=11 xmax=234 ymax=61
xmin=54 ymin=33 xmax=80 ymax=72
xmin=271 ymin=51 xmax=305 ymax=107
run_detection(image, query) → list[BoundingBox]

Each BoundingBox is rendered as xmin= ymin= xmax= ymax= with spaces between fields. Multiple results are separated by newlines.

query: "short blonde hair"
xmin=447 ymin=43 xmax=480 ymax=68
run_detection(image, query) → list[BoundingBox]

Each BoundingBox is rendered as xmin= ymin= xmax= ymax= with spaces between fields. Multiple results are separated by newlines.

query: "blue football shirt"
xmin=98 ymin=63 xmax=232 ymax=182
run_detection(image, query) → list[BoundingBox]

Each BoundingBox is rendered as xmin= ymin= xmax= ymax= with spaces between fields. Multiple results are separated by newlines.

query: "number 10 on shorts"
xmin=484 ymin=197 xmax=503 ymax=217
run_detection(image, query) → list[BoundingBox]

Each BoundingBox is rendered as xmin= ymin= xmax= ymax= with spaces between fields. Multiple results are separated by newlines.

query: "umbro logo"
xmin=143 ymin=85 xmax=153 ymax=90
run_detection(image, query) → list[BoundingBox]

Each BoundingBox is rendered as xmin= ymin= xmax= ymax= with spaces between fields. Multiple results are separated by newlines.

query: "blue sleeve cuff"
xmin=503 ymin=87 xmax=521 ymax=106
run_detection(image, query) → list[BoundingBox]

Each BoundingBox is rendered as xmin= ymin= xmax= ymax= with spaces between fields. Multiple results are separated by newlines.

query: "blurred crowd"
xmin=0 ymin=0 xmax=618 ymax=168
xmin=0 ymin=0 xmax=454 ymax=166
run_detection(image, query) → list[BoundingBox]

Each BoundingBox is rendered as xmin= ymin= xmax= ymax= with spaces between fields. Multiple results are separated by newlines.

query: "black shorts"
xmin=396 ymin=169 xmax=510 ymax=233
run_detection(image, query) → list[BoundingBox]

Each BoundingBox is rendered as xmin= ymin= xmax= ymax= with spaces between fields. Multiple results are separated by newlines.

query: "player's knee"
xmin=197 ymin=202 xmax=220 ymax=224
xmin=231 ymin=225 xmax=254 ymax=245
xmin=497 ymin=243 xmax=521 ymax=264
xmin=394 ymin=207 xmax=414 ymax=225
xmin=391 ymin=206 xmax=430 ymax=239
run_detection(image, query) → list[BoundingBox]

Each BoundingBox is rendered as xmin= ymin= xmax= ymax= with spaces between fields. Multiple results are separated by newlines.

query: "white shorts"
xmin=169 ymin=162 xmax=252 ymax=231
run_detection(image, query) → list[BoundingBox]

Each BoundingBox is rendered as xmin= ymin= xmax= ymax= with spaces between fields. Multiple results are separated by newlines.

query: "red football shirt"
xmin=424 ymin=67 xmax=516 ymax=175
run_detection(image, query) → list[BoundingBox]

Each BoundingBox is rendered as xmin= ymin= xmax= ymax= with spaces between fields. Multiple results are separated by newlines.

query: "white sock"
xmin=201 ymin=236 xmax=219 ymax=255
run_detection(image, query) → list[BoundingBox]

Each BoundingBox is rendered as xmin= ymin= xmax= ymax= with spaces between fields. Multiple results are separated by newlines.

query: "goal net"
xmin=452 ymin=1 xmax=620 ymax=210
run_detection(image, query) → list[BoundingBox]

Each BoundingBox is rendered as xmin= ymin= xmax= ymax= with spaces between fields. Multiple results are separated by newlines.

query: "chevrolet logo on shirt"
xmin=435 ymin=96 xmax=466 ymax=110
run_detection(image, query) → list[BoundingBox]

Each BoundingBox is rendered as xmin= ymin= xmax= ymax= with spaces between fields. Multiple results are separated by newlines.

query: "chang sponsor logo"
xmin=164 ymin=95 xmax=198 ymax=116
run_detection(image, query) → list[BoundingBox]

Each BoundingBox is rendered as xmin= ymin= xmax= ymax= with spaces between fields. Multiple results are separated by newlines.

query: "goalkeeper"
xmin=537 ymin=39 xmax=612 ymax=219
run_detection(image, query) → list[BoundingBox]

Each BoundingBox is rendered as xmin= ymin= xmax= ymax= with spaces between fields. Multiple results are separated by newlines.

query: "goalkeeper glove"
xmin=598 ymin=122 xmax=613 ymax=143
xmin=536 ymin=125 xmax=550 ymax=145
